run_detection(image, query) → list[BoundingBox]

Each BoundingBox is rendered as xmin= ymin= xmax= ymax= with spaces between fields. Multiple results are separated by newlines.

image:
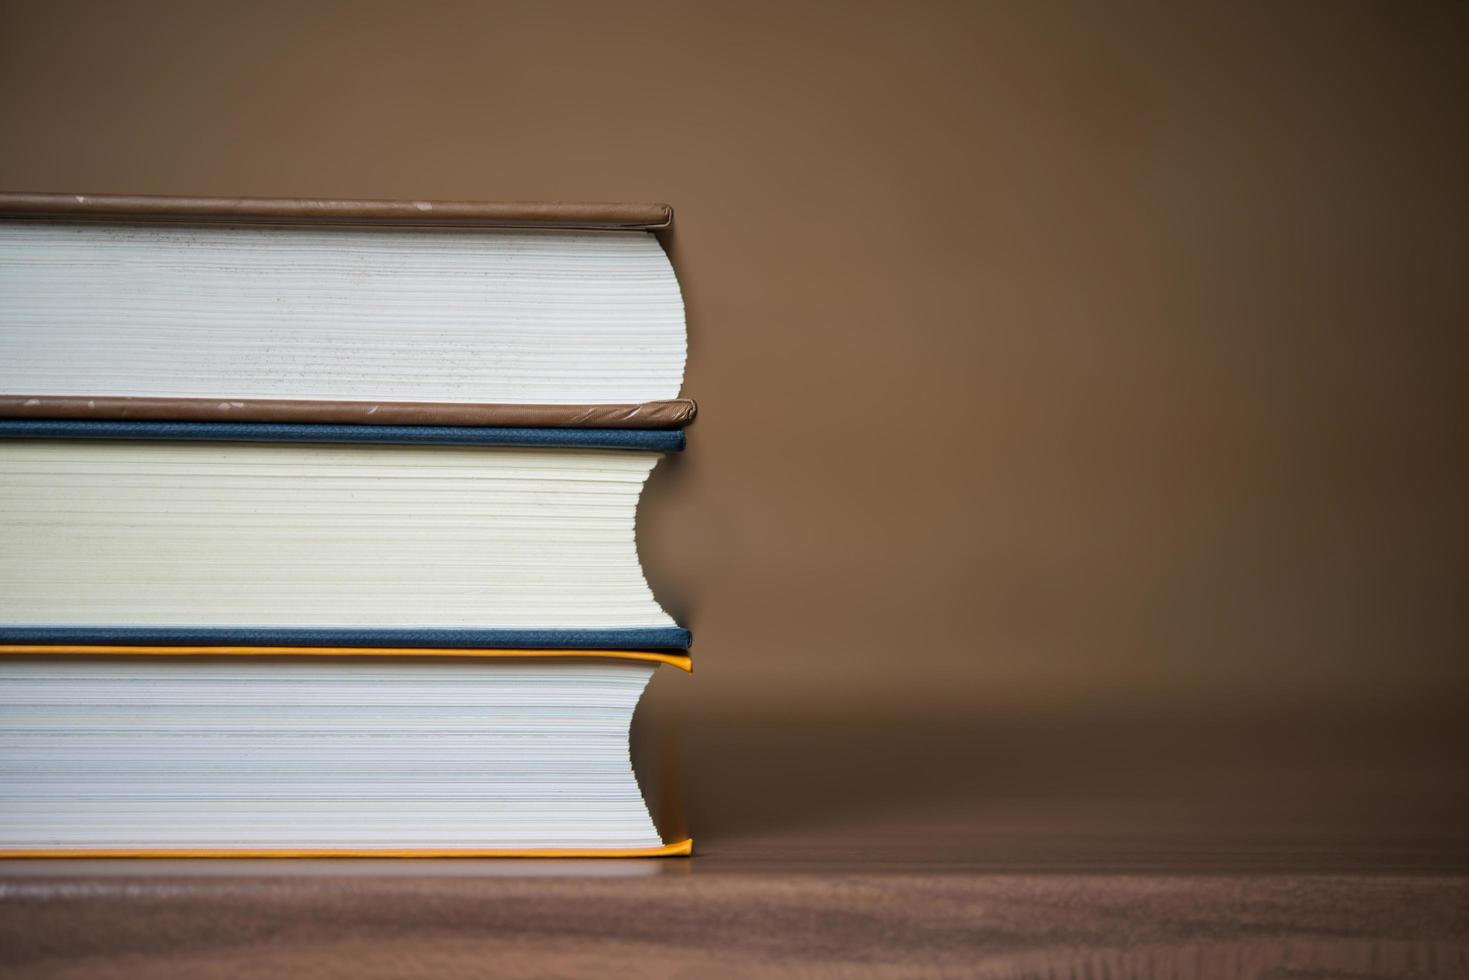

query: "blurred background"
xmin=2 ymin=0 xmax=1465 ymax=864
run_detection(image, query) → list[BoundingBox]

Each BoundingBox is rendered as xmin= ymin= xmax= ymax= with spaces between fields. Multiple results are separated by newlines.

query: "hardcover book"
xmin=0 ymin=192 xmax=695 ymax=428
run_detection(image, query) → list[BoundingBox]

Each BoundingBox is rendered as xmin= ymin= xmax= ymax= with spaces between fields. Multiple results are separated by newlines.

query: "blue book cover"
xmin=0 ymin=419 xmax=684 ymax=452
xmin=0 ymin=626 xmax=693 ymax=651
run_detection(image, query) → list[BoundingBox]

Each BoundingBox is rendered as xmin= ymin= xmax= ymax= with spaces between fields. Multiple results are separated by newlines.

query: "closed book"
xmin=0 ymin=649 xmax=691 ymax=856
xmin=0 ymin=192 xmax=693 ymax=428
xmin=0 ymin=422 xmax=688 ymax=651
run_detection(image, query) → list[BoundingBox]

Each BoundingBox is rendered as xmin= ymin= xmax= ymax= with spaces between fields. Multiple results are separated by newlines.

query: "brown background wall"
xmin=2 ymin=1 xmax=1465 ymax=848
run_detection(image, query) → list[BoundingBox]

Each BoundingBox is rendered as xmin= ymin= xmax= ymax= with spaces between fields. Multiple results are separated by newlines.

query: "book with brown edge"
xmin=0 ymin=191 xmax=693 ymax=428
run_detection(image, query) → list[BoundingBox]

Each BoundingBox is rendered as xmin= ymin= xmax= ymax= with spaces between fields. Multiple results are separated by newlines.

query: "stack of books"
xmin=0 ymin=192 xmax=694 ymax=857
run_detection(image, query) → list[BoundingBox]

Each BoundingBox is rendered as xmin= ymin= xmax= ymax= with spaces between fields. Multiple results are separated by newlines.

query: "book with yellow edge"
xmin=0 ymin=648 xmax=690 ymax=857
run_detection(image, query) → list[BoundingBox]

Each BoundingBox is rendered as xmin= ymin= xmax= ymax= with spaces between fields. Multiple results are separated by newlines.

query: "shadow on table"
xmin=635 ymin=695 xmax=1469 ymax=872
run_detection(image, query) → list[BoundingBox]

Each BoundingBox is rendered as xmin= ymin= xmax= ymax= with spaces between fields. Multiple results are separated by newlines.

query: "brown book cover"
xmin=0 ymin=191 xmax=672 ymax=229
xmin=0 ymin=395 xmax=696 ymax=429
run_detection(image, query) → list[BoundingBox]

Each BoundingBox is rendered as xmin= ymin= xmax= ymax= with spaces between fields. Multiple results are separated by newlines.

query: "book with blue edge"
xmin=0 ymin=193 xmax=694 ymax=856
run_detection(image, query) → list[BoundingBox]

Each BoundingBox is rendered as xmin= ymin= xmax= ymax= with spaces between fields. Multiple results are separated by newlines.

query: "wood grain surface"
xmin=1 ymin=862 xmax=1465 ymax=979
